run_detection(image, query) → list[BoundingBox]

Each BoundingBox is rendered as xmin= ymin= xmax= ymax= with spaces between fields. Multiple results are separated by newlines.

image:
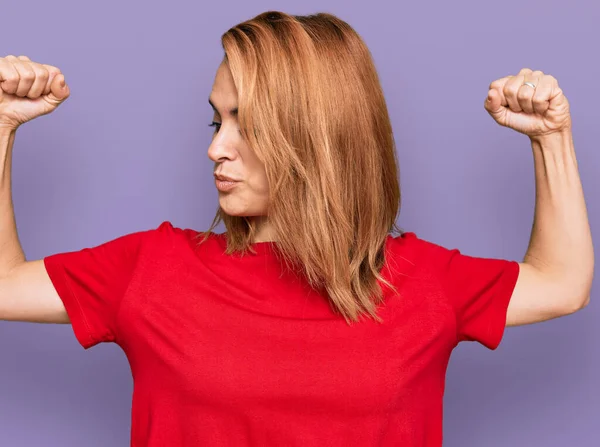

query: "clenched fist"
xmin=0 ymin=55 xmax=70 ymax=130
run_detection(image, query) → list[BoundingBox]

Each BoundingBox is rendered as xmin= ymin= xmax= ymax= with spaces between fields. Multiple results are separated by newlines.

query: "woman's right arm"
xmin=0 ymin=128 xmax=69 ymax=324
xmin=0 ymin=53 xmax=71 ymax=323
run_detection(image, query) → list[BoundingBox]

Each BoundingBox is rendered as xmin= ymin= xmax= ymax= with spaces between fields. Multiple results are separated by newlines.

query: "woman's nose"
xmin=207 ymin=128 xmax=238 ymax=162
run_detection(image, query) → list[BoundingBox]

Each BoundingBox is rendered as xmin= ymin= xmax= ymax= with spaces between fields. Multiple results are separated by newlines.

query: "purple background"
xmin=1 ymin=0 xmax=598 ymax=445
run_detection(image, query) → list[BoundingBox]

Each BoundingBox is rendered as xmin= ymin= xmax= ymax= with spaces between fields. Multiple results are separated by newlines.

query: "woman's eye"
xmin=208 ymin=121 xmax=221 ymax=132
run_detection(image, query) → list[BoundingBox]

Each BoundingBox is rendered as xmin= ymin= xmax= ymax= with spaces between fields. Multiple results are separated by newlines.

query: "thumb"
xmin=484 ymin=89 xmax=503 ymax=113
xmin=484 ymin=88 xmax=507 ymax=122
xmin=45 ymin=73 xmax=70 ymax=104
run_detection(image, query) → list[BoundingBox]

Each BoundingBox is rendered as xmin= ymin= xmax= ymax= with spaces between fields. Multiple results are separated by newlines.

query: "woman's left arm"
xmin=507 ymin=130 xmax=593 ymax=326
xmin=484 ymin=69 xmax=594 ymax=327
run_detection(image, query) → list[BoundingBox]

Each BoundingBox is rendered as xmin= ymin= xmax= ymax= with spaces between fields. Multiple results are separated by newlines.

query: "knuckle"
xmin=4 ymin=72 xmax=19 ymax=84
xmin=43 ymin=64 xmax=60 ymax=74
xmin=32 ymin=64 xmax=49 ymax=79
xmin=21 ymin=69 xmax=35 ymax=82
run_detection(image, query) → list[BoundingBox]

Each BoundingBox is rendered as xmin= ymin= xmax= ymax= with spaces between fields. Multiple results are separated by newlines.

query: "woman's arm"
xmin=0 ymin=128 xmax=25 ymax=272
xmin=507 ymin=130 xmax=594 ymax=326
xmin=0 ymin=128 xmax=69 ymax=324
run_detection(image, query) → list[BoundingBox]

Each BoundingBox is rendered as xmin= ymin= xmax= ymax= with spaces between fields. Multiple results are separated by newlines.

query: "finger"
xmin=5 ymin=55 xmax=35 ymax=97
xmin=485 ymin=88 xmax=504 ymax=115
xmin=0 ymin=57 xmax=20 ymax=95
xmin=518 ymin=70 xmax=544 ymax=114
xmin=42 ymin=64 xmax=61 ymax=95
xmin=488 ymin=75 xmax=512 ymax=107
xmin=22 ymin=60 xmax=49 ymax=99
xmin=503 ymin=74 xmax=524 ymax=113
xmin=532 ymin=75 xmax=554 ymax=116
xmin=518 ymin=67 xmax=534 ymax=77
xmin=517 ymin=83 xmax=535 ymax=114
xmin=47 ymin=73 xmax=69 ymax=102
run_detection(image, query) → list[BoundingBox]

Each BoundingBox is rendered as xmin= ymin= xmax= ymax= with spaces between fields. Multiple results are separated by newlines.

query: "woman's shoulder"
xmin=387 ymin=230 xmax=462 ymax=258
xmin=384 ymin=230 xmax=464 ymax=279
xmin=387 ymin=230 xmax=438 ymax=258
xmin=140 ymin=220 xmax=224 ymax=251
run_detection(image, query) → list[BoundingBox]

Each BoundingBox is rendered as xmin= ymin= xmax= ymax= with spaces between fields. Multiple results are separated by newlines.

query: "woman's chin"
xmin=218 ymin=195 xmax=268 ymax=217
xmin=219 ymin=202 xmax=248 ymax=217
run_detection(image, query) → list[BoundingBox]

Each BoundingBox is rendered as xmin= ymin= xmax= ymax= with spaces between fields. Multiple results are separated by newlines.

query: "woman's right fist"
xmin=0 ymin=55 xmax=70 ymax=130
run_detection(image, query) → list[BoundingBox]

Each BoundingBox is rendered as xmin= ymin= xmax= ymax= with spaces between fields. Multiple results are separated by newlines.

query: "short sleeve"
xmin=43 ymin=227 xmax=152 ymax=349
xmin=426 ymin=241 xmax=520 ymax=349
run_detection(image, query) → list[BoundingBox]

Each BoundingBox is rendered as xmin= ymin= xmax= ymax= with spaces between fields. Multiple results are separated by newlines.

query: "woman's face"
xmin=207 ymin=61 xmax=270 ymax=218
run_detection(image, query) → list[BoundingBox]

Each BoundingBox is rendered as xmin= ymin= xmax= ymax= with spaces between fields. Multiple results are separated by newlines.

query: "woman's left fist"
xmin=484 ymin=68 xmax=571 ymax=138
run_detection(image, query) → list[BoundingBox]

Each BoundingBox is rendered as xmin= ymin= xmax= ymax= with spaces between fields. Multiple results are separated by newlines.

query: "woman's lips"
xmin=215 ymin=178 xmax=239 ymax=192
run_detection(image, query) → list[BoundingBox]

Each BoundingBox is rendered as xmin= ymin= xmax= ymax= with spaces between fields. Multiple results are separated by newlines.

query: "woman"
xmin=0 ymin=10 xmax=593 ymax=447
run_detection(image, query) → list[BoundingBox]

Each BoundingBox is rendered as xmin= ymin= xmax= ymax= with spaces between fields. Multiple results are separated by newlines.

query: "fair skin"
xmin=485 ymin=69 xmax=593 ymax=325
xmin=0 ymin=56 xmax=593 ymax=328
xmin=208 ymin=60 xmax=274 ymax=243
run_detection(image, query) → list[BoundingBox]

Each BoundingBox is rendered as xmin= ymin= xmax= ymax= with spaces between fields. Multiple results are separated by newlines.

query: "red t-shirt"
xmin=43 ymin=221 xmax=520 ymax=446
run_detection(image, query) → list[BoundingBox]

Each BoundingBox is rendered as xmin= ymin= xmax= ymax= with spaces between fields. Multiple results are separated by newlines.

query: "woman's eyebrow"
xmin=208 ymin=98 xmax=238 ymax=117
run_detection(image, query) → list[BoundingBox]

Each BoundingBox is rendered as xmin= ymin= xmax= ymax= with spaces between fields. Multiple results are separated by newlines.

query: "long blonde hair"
xmin=200 ymin=11 xmax=403 ymax=323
